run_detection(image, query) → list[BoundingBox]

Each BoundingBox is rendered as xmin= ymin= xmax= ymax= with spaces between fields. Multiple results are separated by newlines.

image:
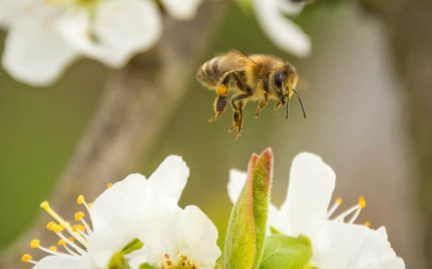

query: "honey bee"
xmin=197 ymin=50 xmax=306 ymax=139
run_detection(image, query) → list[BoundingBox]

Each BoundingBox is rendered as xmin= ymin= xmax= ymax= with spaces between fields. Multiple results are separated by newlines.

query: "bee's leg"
xmin=255 ymin=77 xmax=270 ymax=118
xmin=209 ymin=71 xmax=243 ymax=122
xmin=274 ymin=99 xmax=285 ymax=115
xmin=255 ymin=93 xmax=268 ymax=118
xmin=209 ymin=84 xmax=229 ymax=122
xmin=229 ymin=92 xmax=252 ymax=139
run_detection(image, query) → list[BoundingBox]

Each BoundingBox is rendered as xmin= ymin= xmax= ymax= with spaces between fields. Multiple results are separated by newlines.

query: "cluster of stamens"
xmin=327 ymin=196 xmax=369 ymax=226
xmin=160 ymin=254 xmax=200 ymax=269
xmin=21 ymin=193 xmax=97 ymax=265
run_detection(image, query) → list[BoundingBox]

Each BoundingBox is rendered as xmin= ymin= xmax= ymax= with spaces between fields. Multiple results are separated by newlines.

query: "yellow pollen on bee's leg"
xmin=22 ymin=254 xmax=37 ymax=265
xmin=40 ymin=201 xmax=89 ymax=248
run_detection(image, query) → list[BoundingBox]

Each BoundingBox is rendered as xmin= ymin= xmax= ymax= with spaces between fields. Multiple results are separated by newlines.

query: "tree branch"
xmin=358 ymin=0 xmax=432 ymax=268
xmin=0 ymin=2 xmax=227 ymax=268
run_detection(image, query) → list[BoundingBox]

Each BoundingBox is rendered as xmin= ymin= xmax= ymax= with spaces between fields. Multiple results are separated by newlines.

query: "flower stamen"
xmin=40 ymin=201 xmax=89 ymax=248
xmin=327 ymin=197 xmax=342 ymax=218
xmin=75 ymin=211 xmax=93 ymax=236
xmin=332 ymin=197 xmax=366 ymax=223
xmin=58 ymin=239 xmax=80 ymax=257
xmin=52 ymin=224 xmax=87 ymax=256
xmin=30 ymin=239 xmax=70 ymax=258
xmin=22 ymin=254 xmax=37 ymax=265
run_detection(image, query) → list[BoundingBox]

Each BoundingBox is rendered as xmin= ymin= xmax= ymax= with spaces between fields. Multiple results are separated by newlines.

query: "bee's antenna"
xmin=286 ymin=95 xmax=290 ymax=120
xmin=292 ymin=89 xmax=307 ymax=119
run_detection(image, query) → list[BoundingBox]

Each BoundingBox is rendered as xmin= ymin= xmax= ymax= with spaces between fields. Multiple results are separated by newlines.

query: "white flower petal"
xmin=135 ymin=202 xmax=183 ymax=266
xmin=148 ymin=156 xmax=189 ymax=203
xmin=89 ymin=173 xmax=153 ymax=268
xmin=275 ymin=153 xmax=336 ymax=239
xmin=33 ymin=254 xmax=93 ymax=269
xmin=2 ymin=16 xmax=78 ymax=86
xmin=346 ymin=226 xmax=401 ymax=269
xmin=367 ymin=257 xmax=406 ymax=269
xmin=0 ymin=0 xmax=46 ymax=28
xmin=252 ymin=0 xmax=311 ymax=57
xmin=227 ymin=169 xmax=247 ymax=204
xmin=160 ymin=0 xmax=203 ymax=20
xmin=125 ymin=247 xmax=148 ymax=269
xmin=276 ymin=0 xmax=305 ymax=15
xmin=311 ymin=222 xmax=373 ymax=269
xmin=179 ymin=206 xmax=221 ymax=269
xmin=57 ymin=0 xmax=161 ymax=68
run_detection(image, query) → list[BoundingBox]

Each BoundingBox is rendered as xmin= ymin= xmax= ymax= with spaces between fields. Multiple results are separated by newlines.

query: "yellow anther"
xmin=358 ymin=197 xmax=366 ymax=209
xmin=364 ymin=221 xmax=371 ymax=227
xmin=58 ymin=239 xmax=66 ymax=246
xmin=49 ymin=246 xmax=57 ymax=252
xmin=73 ymin=224 xmax=86 ymax=232
xmin=88 ymin=203 xmax=93 ymax=208
xmin=53 ymin=224 xmax=64 ymax=233
xmin=21 ymin=254 xmax=32 ymax=263
xmin=77 ymin=195 xmax=85 ymax=205
xmin=46 ymin=221 xmax=56 ymax=231
xmin=336 ymin=197 xmax=343 ymax=205
xmin=75 ymin=211 xmax=85 ymax=221
xmin=40 ymin=201 xmax=49 ymax=209
xmin=30 ymin=239 xmax=40 ymax=249
xmin=107 ymin=183 xmax=113 ymax=189
xmin=68 ymin=237 xmax=74 ymax=242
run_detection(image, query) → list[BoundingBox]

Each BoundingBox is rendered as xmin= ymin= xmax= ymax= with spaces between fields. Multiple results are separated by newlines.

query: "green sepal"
xmin=258 ymin=234 xmax=314 ymax=269
xmin=121 ymin=238 xmax=144 ymax=255
xmin=224 ymin=149 xmax=273 ymax=269
xmin=107 ymin=252 xmax=131 ymax=269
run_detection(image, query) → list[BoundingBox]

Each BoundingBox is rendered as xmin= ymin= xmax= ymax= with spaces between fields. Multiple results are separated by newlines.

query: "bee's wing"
xmin=228 ymin=49 xmax=260 ymax=66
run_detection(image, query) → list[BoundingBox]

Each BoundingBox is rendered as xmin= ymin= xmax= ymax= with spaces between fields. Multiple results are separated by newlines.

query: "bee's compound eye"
xmin=274 ymin=71 xmax=284 ymax=89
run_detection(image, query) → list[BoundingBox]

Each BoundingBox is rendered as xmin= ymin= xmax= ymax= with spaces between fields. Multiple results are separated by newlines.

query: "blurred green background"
xmin=0 ymin=2 xmax=423 ymax=268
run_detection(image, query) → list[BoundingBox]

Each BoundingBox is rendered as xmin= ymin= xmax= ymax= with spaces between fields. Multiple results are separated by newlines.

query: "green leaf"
xmin=224 ymin=148 xmax=273 ymax=269
xmin=139 ymin=263 xmax=158 ymax=269
xmin=107 ymin=252 xmax=131 ymax=269
xmin=258 ymin=234 xmax=314 ymax=269
xmin=121 ymin=238 xmax=144 ymax=255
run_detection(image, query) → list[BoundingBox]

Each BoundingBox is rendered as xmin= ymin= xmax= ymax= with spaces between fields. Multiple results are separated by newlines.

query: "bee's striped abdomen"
xmin=197 ymin=57 xmax=223 ymax=89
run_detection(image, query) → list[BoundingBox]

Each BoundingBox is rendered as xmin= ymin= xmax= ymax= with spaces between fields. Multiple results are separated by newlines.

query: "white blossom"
xmin=0 ymin=0 xmax=203 ymax=86
xmin=22 ymin=156 xmax=221 ymax=269
xmin=252 ymin=0 xmax=311 ymax=57
xmin=228 ymin=152 xmax=405 ymax=269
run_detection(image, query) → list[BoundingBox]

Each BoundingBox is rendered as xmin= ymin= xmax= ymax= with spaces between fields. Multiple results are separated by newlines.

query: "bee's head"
xmin=272 ymin=64 xmax=298 ymax=99
xmin=272 ymin=64 xmax=306 ymax=119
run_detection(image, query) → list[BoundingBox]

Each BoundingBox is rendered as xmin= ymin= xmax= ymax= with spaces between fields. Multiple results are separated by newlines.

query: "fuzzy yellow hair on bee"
xmin=196 ymin=50 xmax=306 ymax=140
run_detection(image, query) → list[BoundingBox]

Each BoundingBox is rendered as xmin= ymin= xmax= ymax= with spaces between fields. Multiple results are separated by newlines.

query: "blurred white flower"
xmin=228 ymin=152 xmax=405 ymax=269
xmin=252 ymin=0 xmax=311 ymax=57
xmin=22 ymin=156 xmax=220 ymax=269
xmin=0 ymin=0 xmax=203 ymax=86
